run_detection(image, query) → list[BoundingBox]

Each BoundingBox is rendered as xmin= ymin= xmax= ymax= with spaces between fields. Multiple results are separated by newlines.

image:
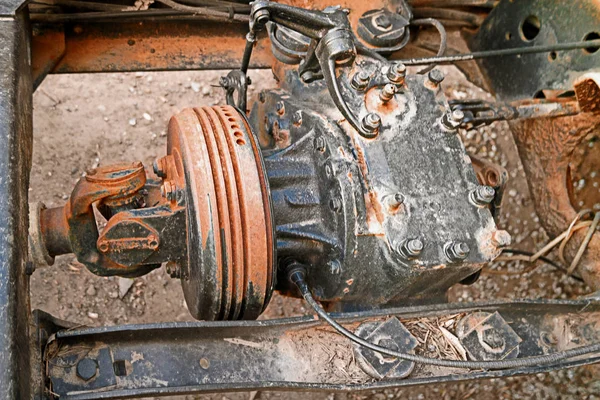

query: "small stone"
xmin=143 ymin=112 xmax=152 ymax=121
xmin=87 ymin=312 xmax=99 ymax=319
xmin=118 ymin=277 xmax=135 ymax=299
xmin=191 ymin=81 xmax=201 ymax=93
xmin=128 ymin=118 xmax=137 ymax=126
xmin=86 ymin=285 xmax=97 ymax=296
xmin=202 ymin=86 xmax=211 ymax=96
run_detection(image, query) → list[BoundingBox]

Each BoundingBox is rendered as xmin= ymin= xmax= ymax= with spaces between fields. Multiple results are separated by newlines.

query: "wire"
xmin=156 ymin=0 xmax=248 ymax=21
xmin=399 ymin=39 xmax=600 ymax=66
xmin=289 ymin=266 xmax=600 ymax=370
xmin=411 ymin=18 xmax=447 ymax=74
xmin=29 ymin=7 xmax=248 ymax=22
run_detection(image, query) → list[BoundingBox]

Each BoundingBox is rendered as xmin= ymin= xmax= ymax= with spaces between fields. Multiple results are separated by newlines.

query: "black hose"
xmin=289 ymin=266 xmax=600 ymax=370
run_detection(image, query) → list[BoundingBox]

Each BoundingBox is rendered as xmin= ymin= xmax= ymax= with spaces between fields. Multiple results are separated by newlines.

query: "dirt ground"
xmin=31 ymin=67 xmax=599 ymax=399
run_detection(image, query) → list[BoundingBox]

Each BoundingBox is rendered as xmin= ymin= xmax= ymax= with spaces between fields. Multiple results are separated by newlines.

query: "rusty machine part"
xmin=6 ymin=0 xmax=600 ymax=397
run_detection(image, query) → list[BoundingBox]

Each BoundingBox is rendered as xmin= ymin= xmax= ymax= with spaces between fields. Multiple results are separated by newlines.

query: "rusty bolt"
xmin=276 ymin=101 xmax=285 ymax=115
xmin=387 ymin=63 xmax=407 ymax=85
xmin=374 ymin=13 xmax=392 ymax=30
xmin=148 ymin=235 xmax=159 ymax=250
xmin=314 ymin=136 xmax=326 ymax=152
xmin=380 ymin=84 xmax=396 ymax=102
xmin=399 ymin=238 xmax=424 ymax=259
xmin=491 ymin=230 xmax=512 ymax=248
xmin=445 ymin=241 xmax=470 ymax=262
xmin=351 ymin=71 xmax=371 ymax=91
xmin=153 ymin=158 xmax=166 ymax=178
xmin=361 ymin=112 xmax=381 ymax=137
xmin=441 ymin=109 xmax=464 ymax=131
xmin=386 ymin=192 xmax=405 ymax=211
xmin=165 ymin=261 xmax=182 ymax=279
xmin=161 ymin=181 xmax=175 ymax=201
xmin=428 ymin=69 xmax=445 ymax=86
xmin=98 ymin=240 xmax=109 ymax=253
xmin=471 ymin=185 xmax=496 ymax=206
xmin=76 ymin=358 xmax=98 ymax=381
xmin=292 ymin=110 xmax=303 ymax=126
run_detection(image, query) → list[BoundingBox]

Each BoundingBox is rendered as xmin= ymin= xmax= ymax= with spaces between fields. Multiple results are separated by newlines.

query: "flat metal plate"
xmin=470 ymin=0 xmax=600 ymax=101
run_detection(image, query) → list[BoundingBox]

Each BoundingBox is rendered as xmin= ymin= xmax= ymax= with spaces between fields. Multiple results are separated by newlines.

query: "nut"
xmin=445 ymin=241 xmax=470 ymax=262
xmin=361 ymin=112 xmax=381 ymax=137
xmin=470 ymin=185 xmax=496 ymax=206
xmin=399 ymin=238 xmax=424 ymax=259
xmin=351 ymin=71 xmax=371 ymax=91
xmin=428 ymin=69 xmax=445 ymax=86
xmin=441 ymin=109 xmax=465 ymax=131
xmin=387 ymin=63 xmax=407 ymax=85
xmin=314 ymin=136 xmax=326 ymax=152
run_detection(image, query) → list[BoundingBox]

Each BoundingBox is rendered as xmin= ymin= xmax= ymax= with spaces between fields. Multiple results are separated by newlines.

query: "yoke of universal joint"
xmin=248 ymin=1 xmax=370 ymax=135
xmin=29 ymin=159 xmax=187 ymax=278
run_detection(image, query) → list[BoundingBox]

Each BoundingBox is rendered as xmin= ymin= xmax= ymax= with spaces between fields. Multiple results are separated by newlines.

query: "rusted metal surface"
xmin=31 ymin=27 xmax=65 ymax=89
xmin=509 ymin=75 xmax=600 ymax=288
xmin=169 ymin=105 xmax=274 ymax=320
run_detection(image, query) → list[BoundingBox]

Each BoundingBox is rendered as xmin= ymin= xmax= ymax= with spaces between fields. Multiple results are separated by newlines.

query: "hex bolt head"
xmin=314 ymin=136 xmax=326 ymax=152
xmin=471 ymin=185 xmax=496 ymax=206
xmin=380 ymin=84 xmax=397 ymax=102
xmin=329 ymin=197 xmax=342 ymax=213
xmin=441 ymin=109 xmax=464 ymax=131
xmin=351 ymin=71 xmax=371 ymax=91
xmin=387 ymin=63 xmax=407 ymax=85
xmin=153 ymin=158 xmax=166 ymax=178
xmin=491 ymin=230 xmax=512 ymax=248
xmin=292 ymin=110 xmax=303 ymax=126
xmin=76 ymin=358 xmax=98 ymax=381
xmin=399 ymin=238 xmax=424 ymax=259
xmin=374 ymin=13 xmax=392 ymax=29
xmin=275 ymin=101 xmax=285 ymax=115
xmin=428 ymin=69 xmax=445 ymax=86
xmin=445 ymin=241 xmax=470 ymax=262
xmin=361 ymin=112 xmax=381 ymax=137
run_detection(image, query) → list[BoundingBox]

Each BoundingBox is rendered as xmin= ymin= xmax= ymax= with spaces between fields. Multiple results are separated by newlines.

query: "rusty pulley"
xmin=164 ymin=105 xmax=275 ymax=320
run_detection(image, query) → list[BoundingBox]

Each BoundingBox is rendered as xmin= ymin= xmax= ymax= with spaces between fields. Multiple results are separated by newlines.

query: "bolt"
xmin=276 ymin=101 xmax=285 ymax=115
xmin=399 ymin=238 xmax=424 ymax=259
xmin=445 ymin=241 xmax=470 ymax=262
xmin=325 ymin=161 xmax=336 ymax=179
xmin=253 ymin=9 xmax=270 ymax=27
xmin=161 ymin=181 xmax=175 ymax=201
xmin=98 ymin=240 xmax=109 ymax=253
xmin=292 ymin=110 xmax=302 ymax=126
xmin=387 ymin=63 xmax=407 ymax=85
xmin=328 ymin=259 xmax=342 ymax=275
xmin=380 ymin=84 xmax=396 ymax=102
xmin=148 ymin=235 xmax=159 ymax=250
xmin=25 ymin=261 xmax=35 ymax=275
xmin=153 ymin=158 xmax=166 ymax=178
xmin=385 ymin=193 xmax=405 ymax=211
xmin=361 ymin=112 xmax=381 ymax=137
xmin=441 ymin=109 xmax=464 ymax=131
xmin=471 ymin=185 xmax=496 ymax=206
xmin=374 ymin=13 xmax=392 ymax=30
xmin=329 ymin=197 xmax=342 ymax=213
xmin=427 ymin=69 xmax=445 ymax=86
xmin=314 ymin=136 xmax=326 ymax=152
xmin=76 ymin=358 xmax=98 ymax=381
xmin=491 ymin=230 xmax=512 ymax=248
xmin=165 ymin=261 xmax=182 ymax=278
xmin=301 ymin=71 xmax=316 ymax=83
xmin=394 ymin=193 xmax=405 ymax=204
xmin=351 ymin=70 xmax=371 ymax=91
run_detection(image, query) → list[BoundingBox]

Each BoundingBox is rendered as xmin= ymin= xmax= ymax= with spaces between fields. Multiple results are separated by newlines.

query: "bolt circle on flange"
xmin=360 ymin=112 xmax=381 ymax=138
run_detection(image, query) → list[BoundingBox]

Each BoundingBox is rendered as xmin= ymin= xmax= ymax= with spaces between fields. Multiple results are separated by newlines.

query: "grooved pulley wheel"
xmin=168 ymin=105 xmax=274 ymax=320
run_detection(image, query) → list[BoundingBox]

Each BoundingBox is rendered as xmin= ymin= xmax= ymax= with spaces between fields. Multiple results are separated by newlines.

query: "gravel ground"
xmin=31 ymin=67 xmax=599 ymax=399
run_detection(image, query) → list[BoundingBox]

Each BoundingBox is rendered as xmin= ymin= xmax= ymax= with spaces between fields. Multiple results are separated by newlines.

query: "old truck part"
xmin=0 ymin=0 xmax=599 ymax=398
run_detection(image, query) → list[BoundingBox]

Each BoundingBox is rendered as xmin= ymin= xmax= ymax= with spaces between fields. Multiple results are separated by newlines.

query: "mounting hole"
xmin=520 ymin=15 xmax=541 ymax=41
xmin=113 ymin=360 xmax=128 ymax=376
xmin=548 ymin=51 xmax=557 ymax=61
xmin=583 ymin=32 xmax=600 ymax=54
xmin=236 ymin=138 xmax=246 ymax=146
